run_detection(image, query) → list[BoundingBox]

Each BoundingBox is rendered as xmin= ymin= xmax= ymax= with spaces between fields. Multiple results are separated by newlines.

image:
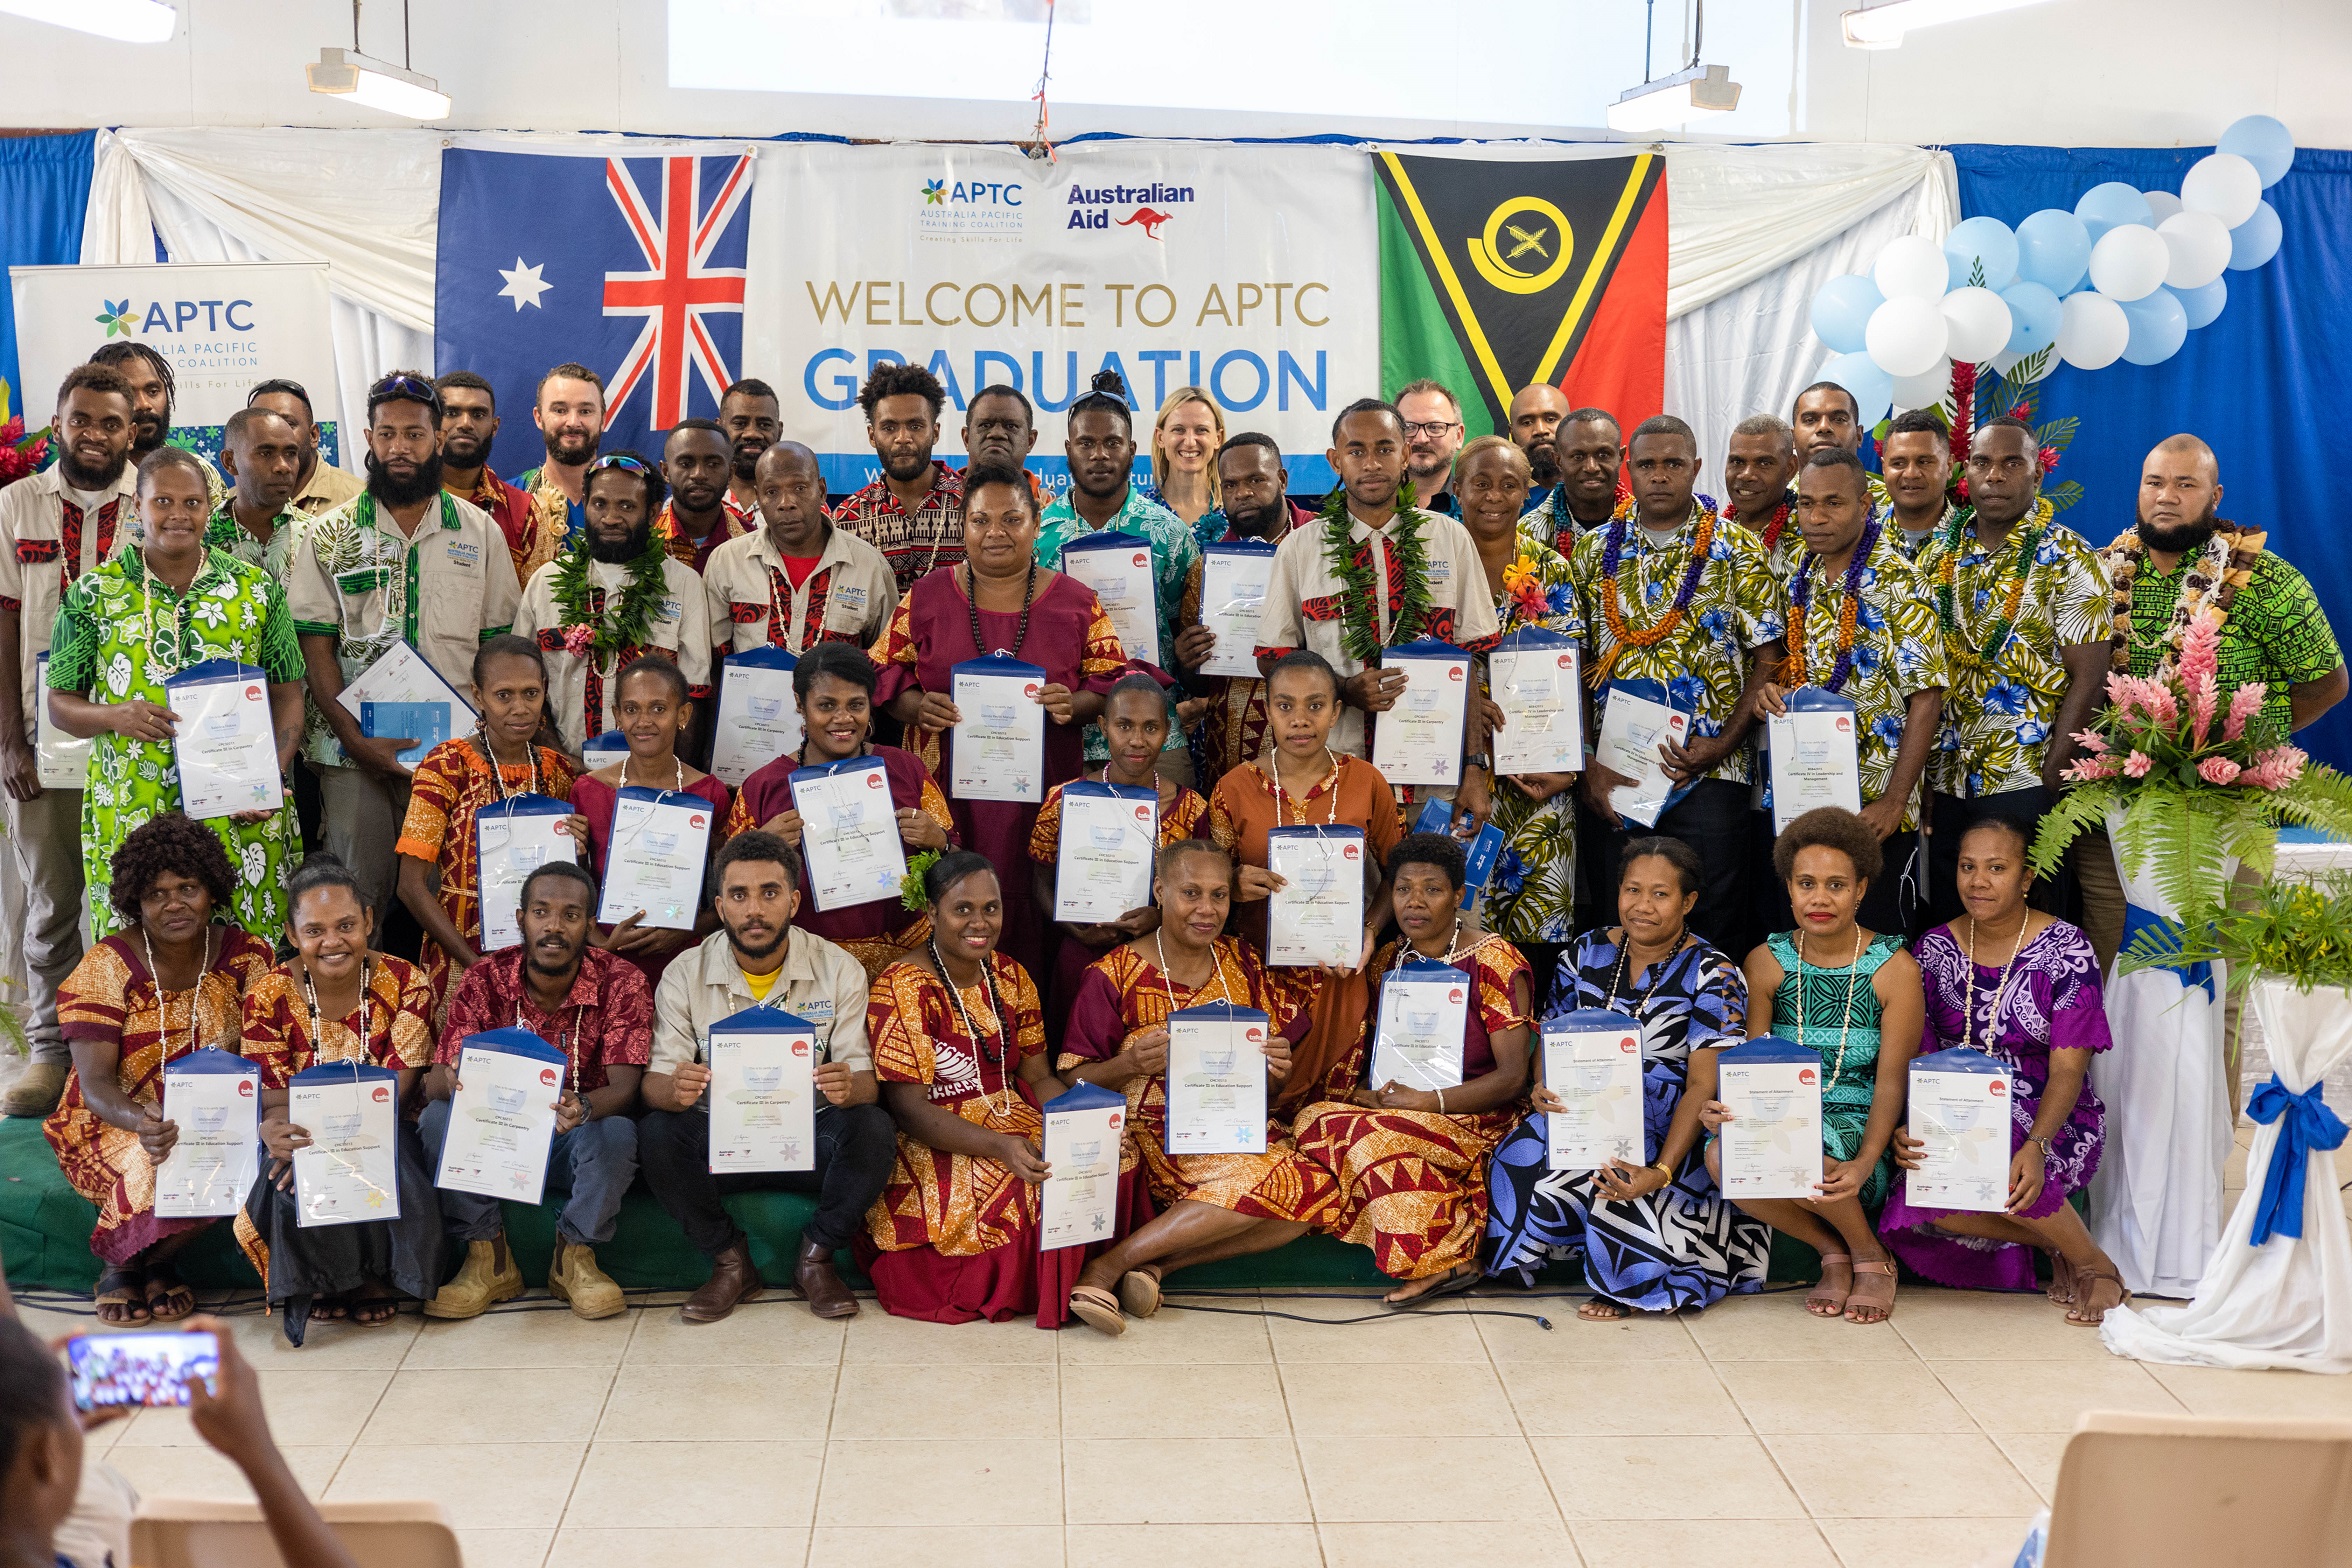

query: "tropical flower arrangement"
xmin=2029 ymin=617 xmax=2352 ymax=916
xmin=1500 ymin=556 xmax=1576 ymax=626
xmin=0 ymin=378 xmax=50 ymax=487
xmin=2125 ymin=871 xmax=2352 ymax=995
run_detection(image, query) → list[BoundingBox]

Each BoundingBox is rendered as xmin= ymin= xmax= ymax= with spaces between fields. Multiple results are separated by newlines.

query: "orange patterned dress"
xmin=1058 ymin=938 xmax=1337 ymax=1224
xmin=395 ymin=737 xmax=579 ymax=1006
xmin=1027 ymin=777 xmax=1208 ymax=1012
xmin=1291 ymin=935 xmax=1534 ymax=1280
xmin=43 ymin=928 xmax=276 ymax=1265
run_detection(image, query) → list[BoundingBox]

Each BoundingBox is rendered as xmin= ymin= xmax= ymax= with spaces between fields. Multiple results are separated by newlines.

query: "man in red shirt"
xmin=435 ymin=370 xmax=537 ymax=582
xmin=832 ymin=362 xmax=964 ymax=595
xmin=656 ymin=418 xmax=748 ymax=571
xmin=719 ymin=378 xmax=781 ymax=529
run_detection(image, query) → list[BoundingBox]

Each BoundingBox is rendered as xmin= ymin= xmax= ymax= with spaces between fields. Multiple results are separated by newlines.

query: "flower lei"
xmin=1936 ymin=496 xmax=2053 ymax=675
xmin=1318 ymin=478 xmax=1430 ymax=665
xmin=1593 ymin=495 xmax=1718 ymax=687
xmin=2102 ymin=520 xmax=2267 ymax=676
xmin=550 ymin=524 xmax=671 ymax=662
xmin=1783 ymin=513 xmax=1885 ymax=694
xmin=1726 ymin=491 xmax=1792 ymax=551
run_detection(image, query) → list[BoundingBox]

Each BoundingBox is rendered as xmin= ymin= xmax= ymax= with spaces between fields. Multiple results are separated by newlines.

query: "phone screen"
xmin=66 ymin=1330 xmax=220 ymax=1411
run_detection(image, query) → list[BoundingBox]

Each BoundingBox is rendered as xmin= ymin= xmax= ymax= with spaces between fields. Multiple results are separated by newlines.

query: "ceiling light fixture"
xmin=1608 ymin=0 xmax=1741 ymax=135
xmin=306 ymin=1 xmax=449 ymax=121
xmin=0 ymin=0 xmax=177 ymax=43
xmin=1840 ymin=0 xmax=2059 ymax=49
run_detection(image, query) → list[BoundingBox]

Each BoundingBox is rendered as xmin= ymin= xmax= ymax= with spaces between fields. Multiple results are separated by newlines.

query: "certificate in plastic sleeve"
xmin=1542 ymin=1008 xmax=1647 ymax=1172
xmin=1371 ymin=956 xmax=1471 ymax=1091
xmin=1053 ymin=781 xmax=1157 ymax=924
xmin=1039 ymin=1080 xmax=1126 ymax=1249
xmin=1057 ymin=530 xmax=1159 ymax=667
xmin=288 ymin=1063 xmax=402 ymax=1228
xmin=1409 ymin=797 xmax=1504 ymax=903
xmin=154 ymin=1047 xmax=259 ymax=1219
xmin=1593 ymin=679 xmax=1691 ymax=829
xmin=706 ymin=1005 xmax=818 ymax=1174
xmin=433 ymin=1028 xmax=566 ymax=1203
xmin=163 ymin=659 xmax=282 ymax=820
xmin=1166 ymin=1002 xmax=1270 ymax=1155
xmin=581 ymin=730 xmax=629 ymax=768
xmin=1198 ymin=540 xmax=1278 ymax=678
xmin=949 ymin=653 xmax=1047 ymax=803
xmin=33 ymin=652 xmax=89 ymax=789
xmin=710 ymin=645 xmax=802 ymax=787
xmin=1490 ymin=628 xmax=1584 ymax=776
xmin=333 ymin=638 xmax=474 ymax=729
xmin=1767 ymin=689 xmax=1863 ymax=834
xmin=1907 ymin=1047 xmax=2014 ymax=1213
xmin=1265 ymin=825 xmax=1364 ymax=968
xmin=1715 ymin=1036 xmax=1824 ymax=1201
xmin=361 ymin=699 xmax=450 ymax=771
xmin=1370 ymin=638 xmax=1471 ymax=788
xmin=596 ymin=785 xmax=715 ymax=932
xmin=475 ymin=792 xmax=576 ymax=952
xmin=791 ymin=755 xmax=909 ymax=912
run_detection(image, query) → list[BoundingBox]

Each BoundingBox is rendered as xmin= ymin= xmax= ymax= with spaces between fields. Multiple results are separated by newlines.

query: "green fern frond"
xmin=2035 ymin=415 xmax=2081 ymax=452
xmin=2029 ymin=781 xmax=2118 ymax=878
xmin=2045 ymin=479 xmax=2084 ymax=516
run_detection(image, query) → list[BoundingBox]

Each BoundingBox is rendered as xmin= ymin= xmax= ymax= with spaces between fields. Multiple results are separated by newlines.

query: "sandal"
xmin=2046 ymin=1252 xmax=2077 ymax=1308
xmin=348 ymin=1286 xmax=402 ymax=1327
xmin=1845 ymin=1259 xmax=1898 ymax=1324
xmin=1068 ymin=1283 xmax=1126 ymax=1337
xmin=1383 ymin=1262 xmax=1480 ymax=1309
xmin=2065 ymin=1266 xmax=2131 ymax=1327
xmin=1577 ymin=1297 xmax=1630 ymax=1322
xmin=143 ymin=1269 xmax=196 ymax=1323
xmin=1806 ymin=1253 xmax=1853 ymax=1319
xmin=94 ymin=1267 xmax=150 ymax=1326
xmin=1118 ymin=1264 xmax=1164 ymax=1319
xmin=310 ymin=1295 xmax=350 ymax=1322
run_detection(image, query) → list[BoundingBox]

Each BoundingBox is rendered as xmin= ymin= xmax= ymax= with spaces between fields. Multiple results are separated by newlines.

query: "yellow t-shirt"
xmin=742 ymin=965 xmax=780 ymax=1002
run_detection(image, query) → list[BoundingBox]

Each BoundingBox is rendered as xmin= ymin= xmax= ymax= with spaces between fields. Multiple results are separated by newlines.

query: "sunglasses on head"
xmin=369 ymin=374 xmax=441 ymax=412
xmin=589 ymin=454 xmax=650 ymax=476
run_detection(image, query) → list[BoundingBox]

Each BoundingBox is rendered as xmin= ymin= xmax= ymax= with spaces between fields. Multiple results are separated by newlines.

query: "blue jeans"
xmin=416 ymin=1100 xmax=638 ymax=1247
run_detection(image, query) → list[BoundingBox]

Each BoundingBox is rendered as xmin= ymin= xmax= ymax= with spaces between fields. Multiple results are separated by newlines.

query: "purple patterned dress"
xmin=1878 ymin=919 xmax=2112 ymax=1290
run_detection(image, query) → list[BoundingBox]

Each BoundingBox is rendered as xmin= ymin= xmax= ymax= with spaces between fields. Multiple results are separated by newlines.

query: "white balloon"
xmin=1872 ymin=234 xmax=1951 ymax=302
xmin=2157 ymin=210 xmax=2232 ymax=291
xmin=1939 ymin=286 xmax=2014 ymax=364
xmin=2143 ymin=190 xmax=2184 ymax=223
xmin=1892 ymin=360 xmax=1952 ymax=410
xmin=2086 ymin=224 xmax=2169 ymax=302
xmin=1865 ymin=296 xmax=1950 ymax=378
xmin=2057 ymin=291 xmax=2130 ymax=371
xmin=2181 ymin=152 xmax=2263 ymax=228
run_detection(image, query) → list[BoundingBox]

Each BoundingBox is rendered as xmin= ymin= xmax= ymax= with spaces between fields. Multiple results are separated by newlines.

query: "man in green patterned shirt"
xmin=211 ymin=406 xmax=308 ymax=579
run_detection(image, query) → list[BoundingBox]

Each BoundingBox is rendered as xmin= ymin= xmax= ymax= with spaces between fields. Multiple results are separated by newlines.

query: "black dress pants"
xmin=637 ymin=1100 xmax=899 ymax=1256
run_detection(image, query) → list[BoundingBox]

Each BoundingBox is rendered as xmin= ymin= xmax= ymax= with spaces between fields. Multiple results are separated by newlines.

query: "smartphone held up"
xmin=66 ymin=1329 xmax=220 ymax=1411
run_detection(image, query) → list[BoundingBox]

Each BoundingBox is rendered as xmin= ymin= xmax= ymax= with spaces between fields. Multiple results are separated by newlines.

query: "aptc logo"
xmin=94 ymin=296 xmax=257 ymax=335
xmin=95 ymin=299 xmax=136 ymax=338
xmin=922 ymin=179 xmax=945 ymax=206
xmin=918 ymin=174 xmax=1025 ymax=241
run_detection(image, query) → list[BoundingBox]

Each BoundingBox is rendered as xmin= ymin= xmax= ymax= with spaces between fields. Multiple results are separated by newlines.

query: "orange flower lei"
xmin=1594 ymin=500 xmax=1717 ymax=685
xmin=1781 ymin=591 xmax=1860 ymax=688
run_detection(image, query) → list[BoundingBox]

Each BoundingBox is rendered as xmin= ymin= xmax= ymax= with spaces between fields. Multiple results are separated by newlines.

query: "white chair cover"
xmin=2103 ymin=978 xmax=2352 ymax=1372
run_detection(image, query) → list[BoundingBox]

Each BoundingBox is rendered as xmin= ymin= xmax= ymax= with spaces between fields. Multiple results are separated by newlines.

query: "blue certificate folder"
xmin=361 ymin=701 xmax=451 ymax=769
xmin=1412 ymin=797 xmax=1503 ymax=897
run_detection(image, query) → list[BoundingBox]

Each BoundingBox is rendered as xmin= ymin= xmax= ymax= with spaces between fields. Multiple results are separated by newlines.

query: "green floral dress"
xmin=1482 ymin=538 xmax=1585 ymax=944
xmin=47 ymin=546 xmax=305 ymax=940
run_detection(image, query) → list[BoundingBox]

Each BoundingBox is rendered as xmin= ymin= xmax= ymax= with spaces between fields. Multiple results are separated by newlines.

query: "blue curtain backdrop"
xmin=0 ymin=130 xmax=93 ymax=419
xmin=1951 ymin=144 xmax=2352 ymax=772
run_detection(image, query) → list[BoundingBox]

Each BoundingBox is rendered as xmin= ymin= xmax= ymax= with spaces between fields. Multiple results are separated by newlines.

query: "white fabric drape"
xmin=2103 ymin=979 xmax=2352 ymax=1373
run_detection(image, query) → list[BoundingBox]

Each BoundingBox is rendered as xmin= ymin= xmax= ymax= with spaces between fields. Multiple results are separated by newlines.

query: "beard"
xmin=730 ymin=440 xmax=767 ymax=483
xmin=881 ymin=448 xmax=933 ymax=484
xmin=1225 ymin=498 xmax=1285 ymax=538
xmin=58 ymin=450 xmax=128 ymax=492
xmin=366 ymin=449 xmax=445 ymax=507
xmin=545 ymin=428 xmax=599 ymax=467
xmin=589 ymin=520 xmax=653 ymax=564
xmin=525 ymin=938 xmax=582 ymax=978
xmin=2138 ymin=494 xmax=2220 ymax=554
xmin=128 ymin=409 xmax=167 ymax=456
xmin=724 ymin=918 xmax=788 ymax=964
xmin=442 ymin=428 xmax=494 ymax=470
xmin=1525 ymin=441 xmax=1562 ymax=486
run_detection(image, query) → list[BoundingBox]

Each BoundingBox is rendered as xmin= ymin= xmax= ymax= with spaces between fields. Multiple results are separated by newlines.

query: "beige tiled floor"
xmin=21 ymin=1121 xmax=2352 ymax=1567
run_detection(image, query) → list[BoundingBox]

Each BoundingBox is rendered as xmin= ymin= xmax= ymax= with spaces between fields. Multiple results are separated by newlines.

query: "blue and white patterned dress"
xmin=1483 ymin=928 xmax=1772 ymax=1309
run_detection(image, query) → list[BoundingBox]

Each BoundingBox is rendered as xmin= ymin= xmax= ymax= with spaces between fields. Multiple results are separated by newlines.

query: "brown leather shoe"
xmin=791 ymin=1239 xmax=859 ymax=1319
xmin=681 ymin=1241 xmax=763 ymax=1324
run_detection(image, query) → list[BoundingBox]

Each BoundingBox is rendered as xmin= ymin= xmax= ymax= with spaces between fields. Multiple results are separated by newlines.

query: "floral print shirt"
xmin=1482 ymin=537 xmax=1585 ymax=944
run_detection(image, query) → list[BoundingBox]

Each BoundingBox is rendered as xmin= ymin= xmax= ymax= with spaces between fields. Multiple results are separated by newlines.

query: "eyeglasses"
xmin=589 ymin=454 xmax=650 ymax=476
xmin=369 ymin=373 xmax=441 ymax=411
xmin=1402 ymin=421 xmax=1461 ymax=439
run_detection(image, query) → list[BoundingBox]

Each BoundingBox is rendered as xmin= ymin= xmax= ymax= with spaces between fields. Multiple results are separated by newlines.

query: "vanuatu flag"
xmin=1377 ymin=152 xmax=1668 ymax=439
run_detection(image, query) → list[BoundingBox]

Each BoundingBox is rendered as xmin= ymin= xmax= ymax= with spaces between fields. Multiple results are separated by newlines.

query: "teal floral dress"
xmin=1766 ymin=929 xmax=1902 ymax=1205
xmin=47 ymin=545 xmax=305 ymax=940
xmin=1482 ymin=538 xmax=1585 ymax=945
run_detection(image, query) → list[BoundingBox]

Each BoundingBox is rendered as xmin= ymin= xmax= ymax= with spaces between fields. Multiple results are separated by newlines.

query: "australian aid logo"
xmin=1066 ymin=180 xmax=1195 ymax=235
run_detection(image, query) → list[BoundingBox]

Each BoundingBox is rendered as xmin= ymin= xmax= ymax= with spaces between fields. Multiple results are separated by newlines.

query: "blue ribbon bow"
xmin=2120 ymin=902 xmax=2212 ymax=997
xmin=2244 ymin=1074 xmax=2349 ymax=1247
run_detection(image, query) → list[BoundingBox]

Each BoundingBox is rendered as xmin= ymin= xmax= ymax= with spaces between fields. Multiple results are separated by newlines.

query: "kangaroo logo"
xmin=1118 ymin=207 xmax=1173 ymax=239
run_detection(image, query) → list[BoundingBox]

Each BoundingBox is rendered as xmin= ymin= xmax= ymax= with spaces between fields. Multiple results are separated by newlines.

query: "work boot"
xmin=792 ymin=1238 xmax=859 ymax=1320
xmin=682 ymin=1240 xmax=764 ymax=1324
xmin=423 ymin=1237 xmax=524 ymax=1320
xmin=3 ymin=1061 xmax=67 ymax=1118
xmin=547 ymin=1237 xmax=626 ymax=1319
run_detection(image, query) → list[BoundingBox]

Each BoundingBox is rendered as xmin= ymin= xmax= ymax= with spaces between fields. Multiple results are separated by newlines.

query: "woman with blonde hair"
xmin=1150 ymin=387 xmax=1225 ymax=531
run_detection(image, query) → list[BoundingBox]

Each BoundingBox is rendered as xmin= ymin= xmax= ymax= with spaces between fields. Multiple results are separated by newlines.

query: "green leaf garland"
xmin=1318 ymin=477 xmax=1430 ymax=665
xmin=550 ymin=522 xmax=672 ymax=660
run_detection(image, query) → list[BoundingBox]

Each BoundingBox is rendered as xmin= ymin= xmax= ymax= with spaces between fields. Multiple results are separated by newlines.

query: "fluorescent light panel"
xmin=1606 ymin=63 xmax=1742 ymax=134
xmin=1841 ymin=0 xmax=2058 ymax=48
xmin=306 ymin=46 xmax=451 ymax=121
xmin=0 ymin=0 xmax=175 ymax=43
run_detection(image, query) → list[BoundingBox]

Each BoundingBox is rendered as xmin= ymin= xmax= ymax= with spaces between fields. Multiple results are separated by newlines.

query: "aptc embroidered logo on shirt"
xmin=659 ymin=598 xmax=683 ymax=624
xmin=445 ymin=539 xmax=482 ymax=568
xmin=834 ymin=584 xmax=867 ymax=615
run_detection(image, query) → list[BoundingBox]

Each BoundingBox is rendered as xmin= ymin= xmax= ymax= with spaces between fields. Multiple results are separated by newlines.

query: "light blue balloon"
xmin=2176 ymin=275 xmax=2228 ymax=329
xmin=2075 ymin=182 xmax=2154 ymax=244
xmin=1999 ymin=280 xmax=2063 ymax=356
xmin=1943 ymin=216 xmax=2019 ymax=291
xmin=2218 ymin=114 xmax=2295 ymax=188
xmin=1819 ymin=351 xmax=1893 ymax=427
xmin=1809 ymin=273 xmax=1884 ymax=355
xmin=2228 ymin=200 xmax=2282 ymax=270
xmin=2120 ymin=288 xmax=2188 ymax=366
xmin=2015 ymin=208 xmax=2092 ymax=294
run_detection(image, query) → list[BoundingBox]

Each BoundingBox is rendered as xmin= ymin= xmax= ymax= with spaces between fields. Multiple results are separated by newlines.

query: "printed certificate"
xmin=950 ymin=655 xmax=1047 ymax=803
xmin=334 ymin=638 xmax=471 ymax=762
xmin=288 ymin=1064 xmax=402 ymax=1228
xmin=1594 ymin=684 xmax=1689 ymax=829
xmin=596 ymin=786 xmax=715 ymax=932
xmin=1165 ymin=1003 xmax=1271 ymax=1156
xmin=154 ymin=1047 xmax=258 ymax=1219
xmin=1053 ymin=782 xmax=1157 ymax=924
xmin=1038 ymin=1082 xmax=1126 ymax=1250
xmin=1198 ymin=540 xmax=1277 ymax=678
xmin=1543 ymin=1009 xmax=1647 ymax=1172
xmin=1716 ymin=1039 xmax=1825 ymax=1201
xmin=1908 ymin=1048 xmax=2014 ymax=1214
xmin=475 ymin=793 xmax=577 ymax=951
xmin=1058 ymin=531 xmax=1160 ymax=667
xmin=707 ymin=1006 xmax=818 ymax=1174
xmin=165 ymin=661 xmax=282 ymax=820
xmin=1491 ymin=630 xmax=1584 ymax=776
xmin=433 ymin=1030 xmax=566 ymax=1203
xmin=1265 ymin=825 xmax=1364 ymax=968
xmin=792 ymin=756 xmax=908 ymax=912
xmin=33 ymin=652 xmax=89 ymax=790
xmin=1371 ymin=958 xmax=1471 ymax=1091
xmin=1370 ymin=640 xmax=1470 ymax=788
xmin=1767 ymin=692 xmax=1863 ymax=834
xmin=710 ymin=646 xmax=803 ymax=787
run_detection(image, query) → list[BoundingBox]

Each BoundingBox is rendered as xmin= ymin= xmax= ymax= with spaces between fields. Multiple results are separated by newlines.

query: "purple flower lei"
xmin=1790 ymin=512 xmax=1885 ymax=694
xmin=1601 ymin=493 xmax=1719 ymax=618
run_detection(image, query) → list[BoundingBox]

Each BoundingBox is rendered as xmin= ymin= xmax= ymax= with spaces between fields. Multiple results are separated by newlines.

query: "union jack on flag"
xmin=434 ymin=148 xmax=759 ymax=461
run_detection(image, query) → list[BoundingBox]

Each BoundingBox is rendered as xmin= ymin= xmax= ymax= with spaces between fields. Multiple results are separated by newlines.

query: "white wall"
xmin=0 ymin=0 xmax=2345 ymax=148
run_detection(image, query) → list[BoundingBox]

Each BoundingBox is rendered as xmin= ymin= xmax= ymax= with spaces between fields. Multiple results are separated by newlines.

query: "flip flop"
xmin=1845 ymin=1259 xmax=1898 ymax=1325
xmin=94 ymin=1268 xmax=149 ymax=1326
xmin=1068 ymin=1283 xmax=1126 ymax=1337
xmin=1806 ymin=1253 xmax=1853 ymax=1319
xmin=143 ymin=1270 xmax=196 ymax=1323
xmin=2065 ymin=1266 xmax=2130 ymax=1327
xmin=1383 ymin=1264 xmax=1480 ymax=1310
xmin=349 ymin=1289 xmax=402 ymax=1327
xmin=1118 ymin=1264 xmax=1164 ymax=1319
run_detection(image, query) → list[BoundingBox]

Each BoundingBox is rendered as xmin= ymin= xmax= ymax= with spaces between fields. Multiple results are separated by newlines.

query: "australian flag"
xmin=434 ymin=149 xmax=755 ymax=465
